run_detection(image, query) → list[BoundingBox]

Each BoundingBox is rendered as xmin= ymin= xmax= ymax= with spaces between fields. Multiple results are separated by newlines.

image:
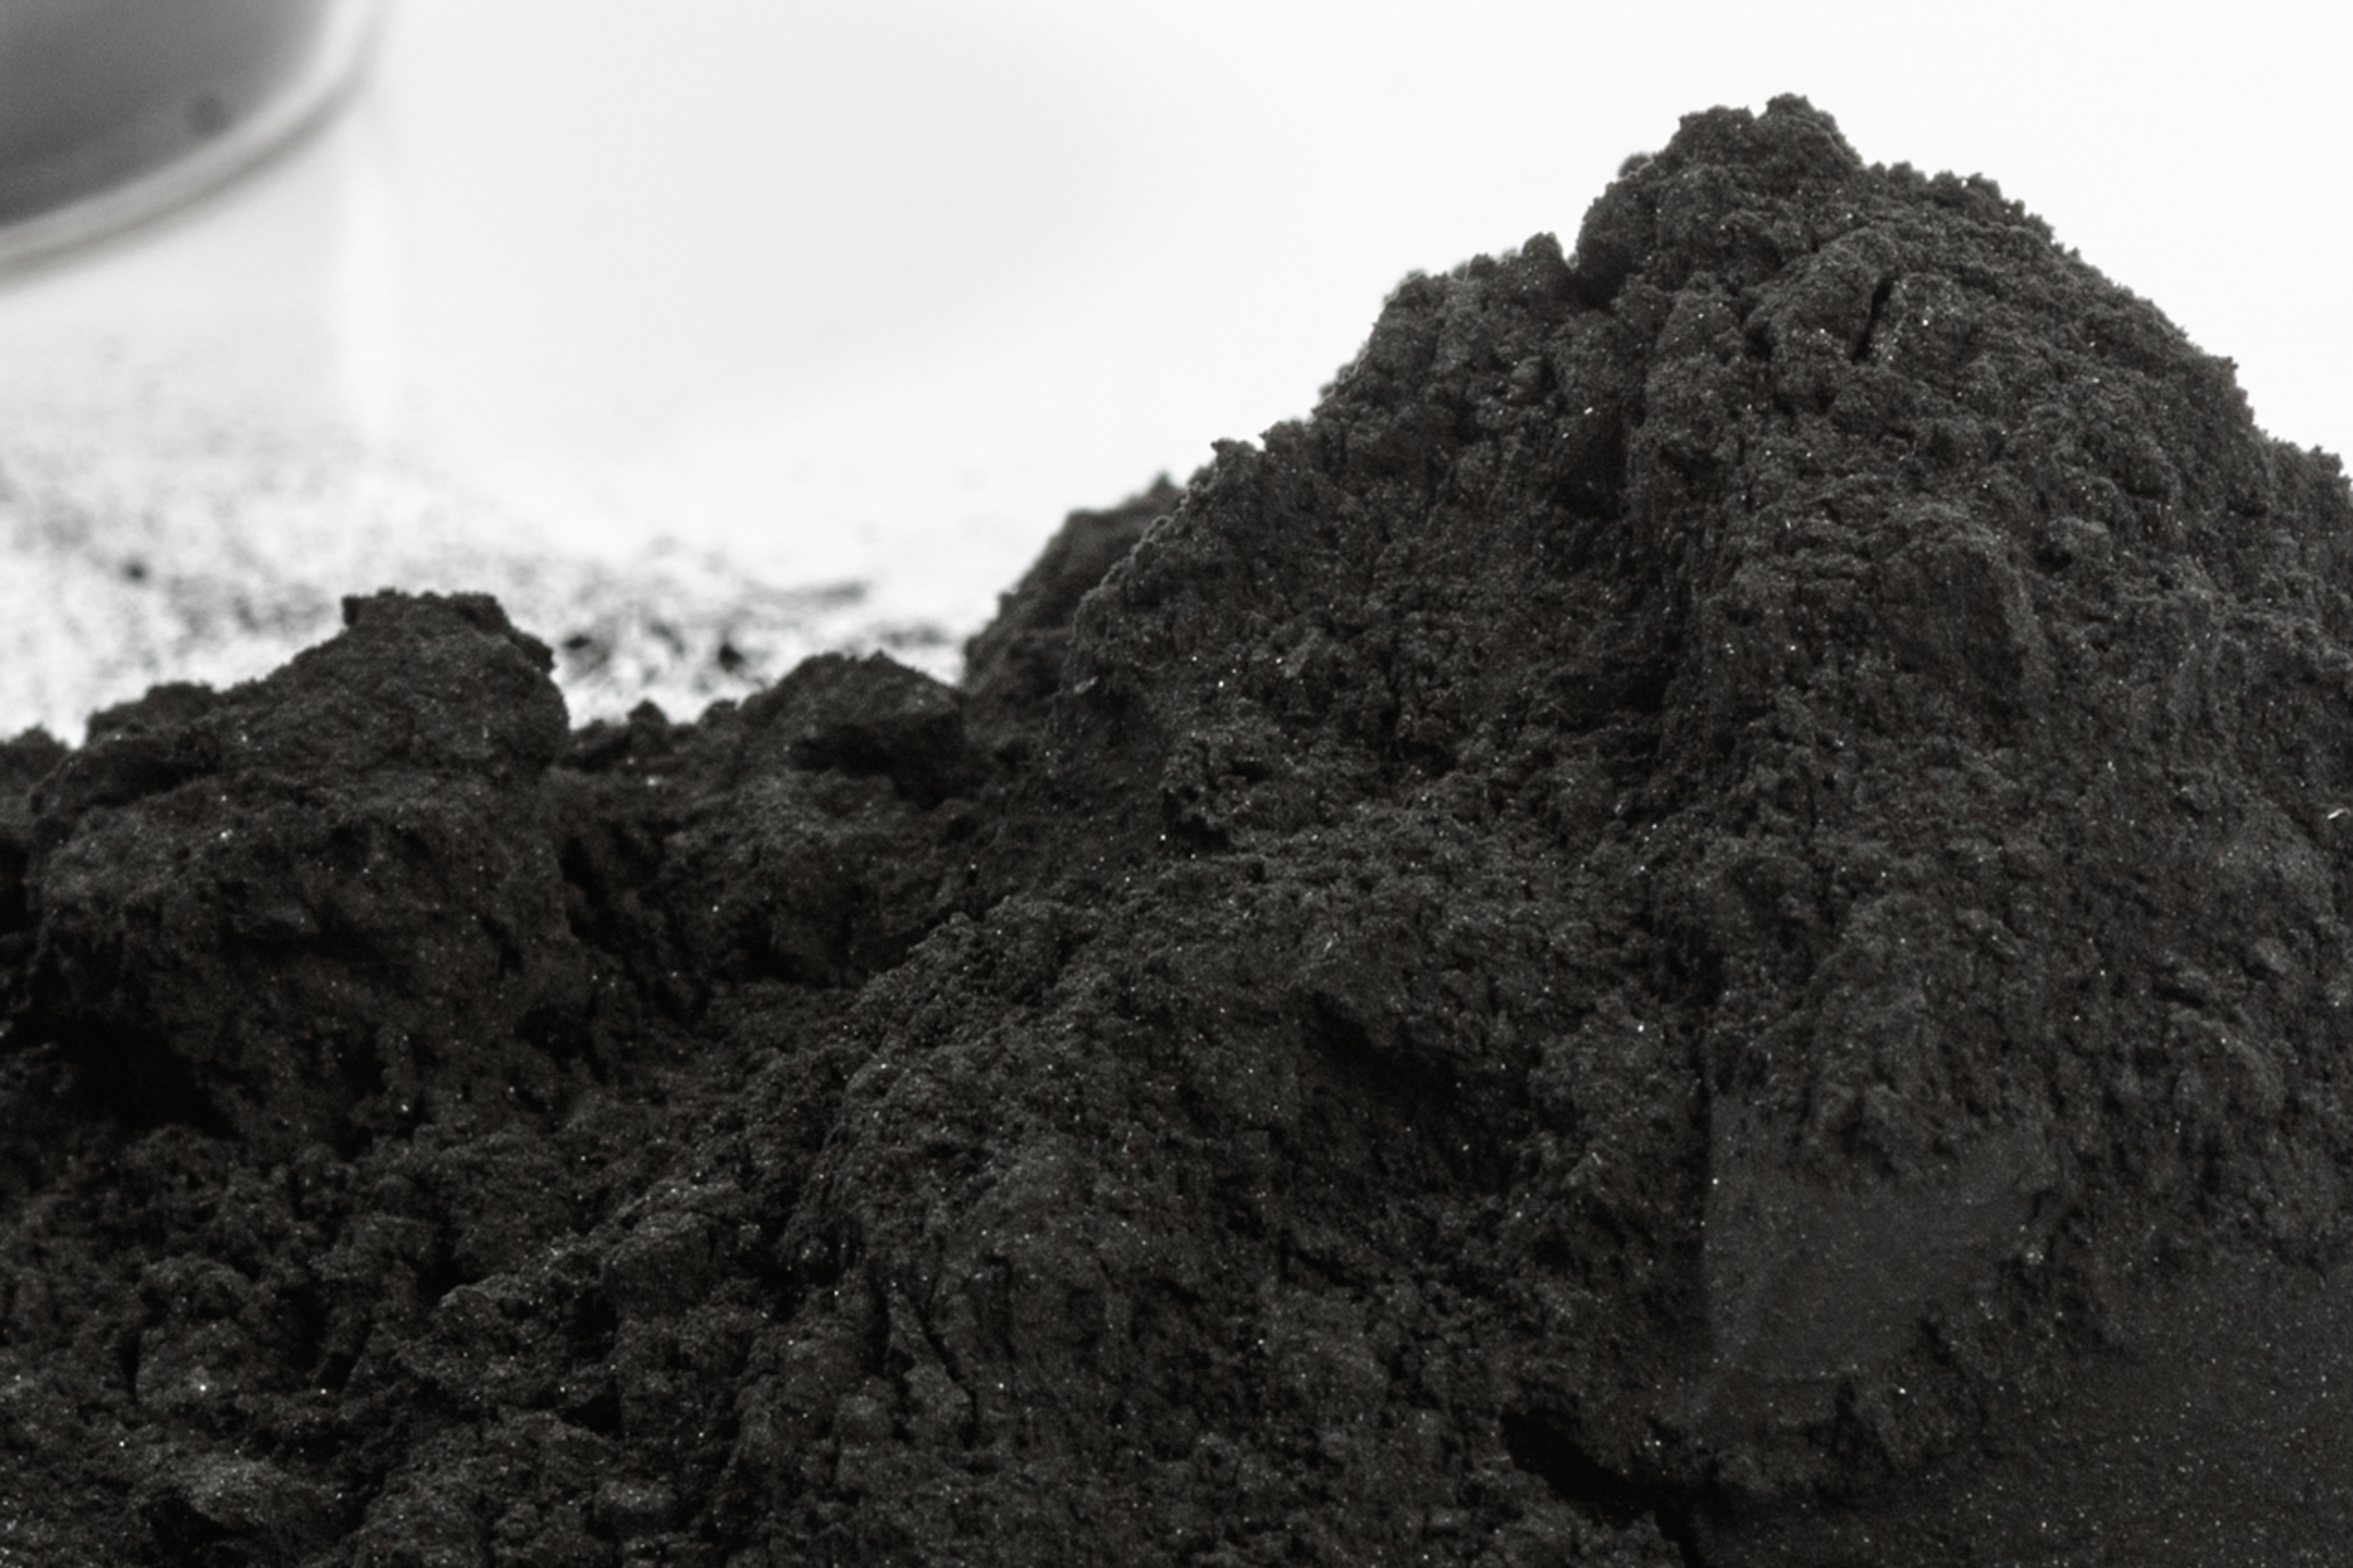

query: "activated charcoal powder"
xmin=4 ymin=96 xmax=2352 ymax=1567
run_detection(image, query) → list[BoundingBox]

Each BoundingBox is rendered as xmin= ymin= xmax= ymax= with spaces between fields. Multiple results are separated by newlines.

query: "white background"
xmin=3 ymin=1 xmax=2347 ymax=737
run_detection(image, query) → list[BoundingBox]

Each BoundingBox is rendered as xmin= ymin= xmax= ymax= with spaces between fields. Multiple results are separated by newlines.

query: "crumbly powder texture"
xmin=5 ymin=97 xmax=2353 ymax=1567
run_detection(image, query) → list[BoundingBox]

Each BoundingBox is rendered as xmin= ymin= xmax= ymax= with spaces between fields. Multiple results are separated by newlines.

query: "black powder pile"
xmin=4 ymin=96 xmax=2352 ymax=1567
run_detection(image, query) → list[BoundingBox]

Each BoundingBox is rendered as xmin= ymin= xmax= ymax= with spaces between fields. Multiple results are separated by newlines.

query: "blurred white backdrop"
xmin=2 ymin=0 xmax=2347 ymax=736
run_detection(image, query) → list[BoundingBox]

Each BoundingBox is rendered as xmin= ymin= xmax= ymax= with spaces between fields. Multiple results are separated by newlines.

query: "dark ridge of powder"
xmin=4 ymin=94 xmax=2353 ymax=1566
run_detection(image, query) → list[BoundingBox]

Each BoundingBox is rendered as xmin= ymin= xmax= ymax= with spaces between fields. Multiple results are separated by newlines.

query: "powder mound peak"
xmin=1574 ymin=93 xmax=1878 ymax=299
xmin=1024 ymin=85 xmax=2353 ymax=1543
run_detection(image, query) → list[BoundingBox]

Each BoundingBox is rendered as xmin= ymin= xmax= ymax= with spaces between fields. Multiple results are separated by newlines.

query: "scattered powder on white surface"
xmin=0 ymin=398 xmax=1018 ymax=742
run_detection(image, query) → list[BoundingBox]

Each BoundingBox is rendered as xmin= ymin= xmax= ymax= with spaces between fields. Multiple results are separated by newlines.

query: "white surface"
xmin=4 ymin=1 xmax=2348 ymax=739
